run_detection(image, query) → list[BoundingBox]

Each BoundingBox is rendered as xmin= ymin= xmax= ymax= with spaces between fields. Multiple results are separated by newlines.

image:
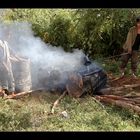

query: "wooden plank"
xmin=51 ymin=90 xmax=67 ymax=114
xmin=4 ymin=90 xmax=33 ymax=99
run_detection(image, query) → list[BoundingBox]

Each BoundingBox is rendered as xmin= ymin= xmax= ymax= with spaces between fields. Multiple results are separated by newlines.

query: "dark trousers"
xmin=120 ymin=50 xmax=139 ymax=74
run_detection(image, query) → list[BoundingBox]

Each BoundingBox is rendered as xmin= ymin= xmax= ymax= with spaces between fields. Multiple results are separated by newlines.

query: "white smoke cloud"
xmin=0 ymin=21 xmax=86 ymax=90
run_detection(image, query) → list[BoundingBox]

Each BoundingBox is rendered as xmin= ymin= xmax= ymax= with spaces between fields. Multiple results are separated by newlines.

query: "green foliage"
xmin=1 ymin=8 xmax=140 ymax=58
xmin=47 ymin=15 xmax=72 ymax=51
xmin=4 ymin=9 xmax=51 ymax=38
xmin=101 ymin=60 xmax=120 ymax=74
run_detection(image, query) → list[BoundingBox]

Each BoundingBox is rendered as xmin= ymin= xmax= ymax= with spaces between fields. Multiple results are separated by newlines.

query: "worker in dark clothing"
xmin=120 ymin=16 xmax=140 ymax=78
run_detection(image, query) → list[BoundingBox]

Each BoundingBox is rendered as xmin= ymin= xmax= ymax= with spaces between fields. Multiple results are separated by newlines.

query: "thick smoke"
xmin=0 ymin=9 xmax=6 ymax=17
xmin=0 ymin=22 xmax=86 ymax=90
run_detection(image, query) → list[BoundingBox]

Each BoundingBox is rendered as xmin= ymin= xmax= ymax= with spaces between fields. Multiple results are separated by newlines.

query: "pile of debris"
xmin=95 ymin=76 xmax=140 ymax=115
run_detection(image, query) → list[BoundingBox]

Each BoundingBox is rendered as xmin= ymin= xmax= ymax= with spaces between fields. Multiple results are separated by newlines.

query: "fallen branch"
xmin=102 ymin=95 xmax=130 ymax=100
xmin=99 ymin=84 xmax=140 ymax=95
xmin=4 ymin=90 xmax=33 ymax=99
xmin=112 ymin=84 xmax=140 ymax=91
xmin=101 ymin=95 xmax=137 ymax=105
xmin=123 ymin=95 xmax=140 ymax=98
xmin=95 ymin=96 xmax=140 ymax=115
xmin=110 ymin=76 xmax=124 ymax=82
xmin=97 ymin=89 xmax=124 ymax=95
xmin=51 ymin=90 xmax=67 ymax=114
xmin=4 ymin=88 xmax=45 ymax=99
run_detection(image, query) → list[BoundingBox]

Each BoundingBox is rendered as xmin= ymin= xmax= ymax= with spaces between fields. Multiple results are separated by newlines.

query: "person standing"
xmin=120 ymin=16 xmax=140 ymax=78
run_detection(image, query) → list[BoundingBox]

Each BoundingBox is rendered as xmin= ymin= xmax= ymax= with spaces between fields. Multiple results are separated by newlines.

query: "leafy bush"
xmin=0 ymin=9 xmax=139 ymax=58
xmin=47 ymin=15 xmax=72 ymax=51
